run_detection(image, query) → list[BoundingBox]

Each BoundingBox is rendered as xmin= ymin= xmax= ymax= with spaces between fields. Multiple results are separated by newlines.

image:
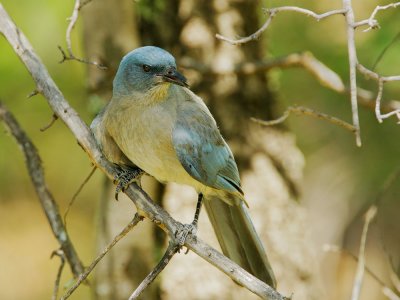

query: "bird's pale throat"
xmin=147 ymin=82 xmax=171 ymax=103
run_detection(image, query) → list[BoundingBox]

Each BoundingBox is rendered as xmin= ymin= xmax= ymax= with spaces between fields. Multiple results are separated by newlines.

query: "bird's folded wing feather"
xmin=172 ymin=98 xmax=243 ymax=195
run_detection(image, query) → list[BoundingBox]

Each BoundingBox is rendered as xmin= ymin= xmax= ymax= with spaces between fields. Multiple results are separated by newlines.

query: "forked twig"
xmin=40 ymin=113 xmax=58 ymax=132
xmin=129 ymin=241 xmax=180 ymax=299
xmin=217 ymin=1 xmax=400 ymax=147
xmin=63 ymin=166 xmax=97 ymax=227
xmin=251 ymin=105 xmax=356 ymax=133
xmin=357 ymin=64 xmax=400 ymax=123
xmin=351 ymin=206 xmax=378 ymax=300
xmin=354 ymin=2 xmax=400 ymax=31
xmin=216 ymin=7 xmax=347 ymax=45
xmin=324 ymin=244 xmax=400 ymax=300
xmin=58 ymin=0 xmax=106 ymax=69
xmin=51 ymin=249 xmax=66 ymax=300
xmin=60 ymin=214 xmax=143 ymax=300
xmin=0 ymin=101 xmax=84 ymax=277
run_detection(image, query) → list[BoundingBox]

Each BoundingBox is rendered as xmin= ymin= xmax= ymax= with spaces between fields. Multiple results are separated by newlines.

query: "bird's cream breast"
xmin=106 ymin=95 xmax=200 ymax=188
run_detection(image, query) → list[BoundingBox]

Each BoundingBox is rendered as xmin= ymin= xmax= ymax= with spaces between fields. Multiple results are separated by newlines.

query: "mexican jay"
xmin=90 ymin=46 xmax=276 ymax=287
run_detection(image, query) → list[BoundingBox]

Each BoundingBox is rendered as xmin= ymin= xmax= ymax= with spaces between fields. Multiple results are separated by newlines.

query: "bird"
xmin=90 ymin=46 xmax=276 ymax=288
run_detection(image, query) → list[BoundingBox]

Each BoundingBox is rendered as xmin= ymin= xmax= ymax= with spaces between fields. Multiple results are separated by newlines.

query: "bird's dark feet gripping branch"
xmin=113 ymin=165 xmax=145 ymax=200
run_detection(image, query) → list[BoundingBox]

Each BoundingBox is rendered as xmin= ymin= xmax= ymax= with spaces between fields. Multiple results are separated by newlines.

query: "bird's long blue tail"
xmin=203 ymin=194 xmax=276 ymax=288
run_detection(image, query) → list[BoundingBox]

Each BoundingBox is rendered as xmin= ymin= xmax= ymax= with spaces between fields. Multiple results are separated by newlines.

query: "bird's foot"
xmin=174 ymin=222 xmax=198 ymax=248
xmin=113 ymin=166 xmax=145 ymax=200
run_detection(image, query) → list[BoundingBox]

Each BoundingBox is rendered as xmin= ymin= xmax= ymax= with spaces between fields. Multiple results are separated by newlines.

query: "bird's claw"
xmin=114 ymin=166 xmax=144 ymax=200
xmin=175 ymin=222 xmax=197 ymax=248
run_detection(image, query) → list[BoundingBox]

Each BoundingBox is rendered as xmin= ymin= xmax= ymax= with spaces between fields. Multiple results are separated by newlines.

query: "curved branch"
xmin=61 ymin=214 xmax=143 ymax=300
xmin=0 ymin=101 xmax=84 ymax=277
xmin=59 ymin=0 xmax=106 ymax=69
xmin=216 ymin=7 xmax=347 ymax=45
xmin=0 ymin=5 xmax=287 ymax=300
xmin=129 ymin=241 xmax=179 ymax=300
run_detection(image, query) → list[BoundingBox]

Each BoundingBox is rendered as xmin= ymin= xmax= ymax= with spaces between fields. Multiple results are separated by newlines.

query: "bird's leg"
xmin=175 ymin=193 xmax=203 ymax=247
xmin=191 ymin=193 xmax=203 ymax=228
xmin=113 ymin=165 xmax=145 ymax=200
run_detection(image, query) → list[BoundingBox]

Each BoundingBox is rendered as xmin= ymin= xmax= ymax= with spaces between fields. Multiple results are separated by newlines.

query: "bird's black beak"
xmin=161 ymin=69 xmax=189 ymax=88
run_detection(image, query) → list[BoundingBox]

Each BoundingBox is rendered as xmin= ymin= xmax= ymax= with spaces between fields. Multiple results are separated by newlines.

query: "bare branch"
xmin=216 ymin=11 xmax=274 ymax=45
xmin=0 ymin=101 xmax=84 ymax=277
xmin=182 ymin=52 xmax=345 ymax=93
xmin=357 ymin=64 xmax=400 ymax=82
xmin=372 ymin=31 xmax=400 ymax=71
xmin=63 ymin=166 xmax=97 ymax=227
xmin=0 ymin=6 xmax=288 ymax=299
xmin=357 ymin=64 xmax=400 ymax=123
xmin=216 ymin=2 xmax=400 ymax=147
xmin=383 ymin=287 xmax=400 ymax=300
xmin=58 ymin=0 xmax=106 ymax=69
xmin=251 ymin=105 xmax=356 ymax=133
xmin=323 ymin=244 xmax=400 ymax=300
xmin=343 ymin=0 xmax=361 ymax=146
xmin=351 ymin=206 xmax=377 ymax=300
xmin=27 ymin=89 xmax=39 ymax=98
xmin=40 ymin=113 xmax=58 ymax=132
xmin=51 ymin=249 xmax=66 ymax=300
xmin=129 ymin=241 xmax=179 ymax=300
xmin=61 ymin=214 xmax=143 ymax=300
xmin=216 ymin=7 xmax=347 ymax=45
xmin=216 ymin=3 xmax=363 ymax=145
xmin=391 ymin=271 xmax=400 ymax=295
xmin=183 ymin=53 xmax=400 ymax=117
xmin=354 ymin=2 xmax=400 ymax=31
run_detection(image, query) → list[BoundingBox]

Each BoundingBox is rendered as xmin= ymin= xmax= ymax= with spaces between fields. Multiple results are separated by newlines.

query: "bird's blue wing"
xmin=172 ymin=99 xmax=243 ymax=195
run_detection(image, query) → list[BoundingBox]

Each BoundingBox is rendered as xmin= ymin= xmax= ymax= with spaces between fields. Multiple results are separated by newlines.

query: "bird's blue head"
xmin=112 ymin=46 xmax=188 ymax=97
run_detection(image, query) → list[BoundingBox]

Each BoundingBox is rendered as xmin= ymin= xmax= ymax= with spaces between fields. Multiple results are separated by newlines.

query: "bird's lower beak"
xmin=161 ymin=70 xmax=189 ymax=88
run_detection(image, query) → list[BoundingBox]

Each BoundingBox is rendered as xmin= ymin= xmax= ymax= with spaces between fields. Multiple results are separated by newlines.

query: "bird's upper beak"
xmin=160 ymin=69 xmax=189 ymax=88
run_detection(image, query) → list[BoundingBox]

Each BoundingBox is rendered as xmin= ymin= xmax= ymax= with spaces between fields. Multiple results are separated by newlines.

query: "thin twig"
xmin=357 ymin=64 xmax=400 ymax=82
xmin=27 ymin=89 xmax=39 ymax=98
xmin=60 ymin=214 xmax=143 ymax=300
xmin=40 ymin=113 xmax=58 ymax=132
xmin=357 ymin=64 xmax=400 ymax=123
xmin=251 ymin=105 xmax=356 ymax=133
xmin=354 ymin=2 xmax=400 ymax=31
xmin=129 ymin=241 xmax=180 ymax=300
xmin=343 ymin=0 xmax=361 ymax=146
xmin=372 ymin=31 xmax=400 ymax=71
xmin=216 ymin=3 xmax=363 ymax=145
xmin=323 ymin=244 xmax=400 ymax=300
xmin=182 ymin=54 xmax=400 ymax=116
xmin=182 ymin=52 xmax=345 ymax=92
xmin=63 ymin=166 xmax=97 ymax=227
xmin=351 ymin=206 xmax=378 ymax=300
xmin=58 ymin=0 xmax=106 ymax=69
xmin=0 ymin=7 xmax=288 ymax=299
xmin=216 ymin=7 xmax=347 ymax=45
xmin=0 ymin=101 xmax=84 ymax=277
xmin=51 ymin=249 xmax=66 ymax=300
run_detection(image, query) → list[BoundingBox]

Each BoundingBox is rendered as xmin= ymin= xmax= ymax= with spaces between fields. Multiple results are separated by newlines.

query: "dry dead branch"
xmin=216 ymin=1 xmax=400 ymax=147
xmin=0 ymin=101 xmax=84 ymax=278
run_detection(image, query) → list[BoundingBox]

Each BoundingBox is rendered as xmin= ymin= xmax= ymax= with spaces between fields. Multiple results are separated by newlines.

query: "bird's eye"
xmin=142 ymin=64 xmax=151 ymax=72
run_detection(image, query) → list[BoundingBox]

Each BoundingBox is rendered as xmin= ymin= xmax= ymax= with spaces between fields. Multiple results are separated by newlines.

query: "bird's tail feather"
xmin=203 ymin=194 xmax=276 ymax=288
